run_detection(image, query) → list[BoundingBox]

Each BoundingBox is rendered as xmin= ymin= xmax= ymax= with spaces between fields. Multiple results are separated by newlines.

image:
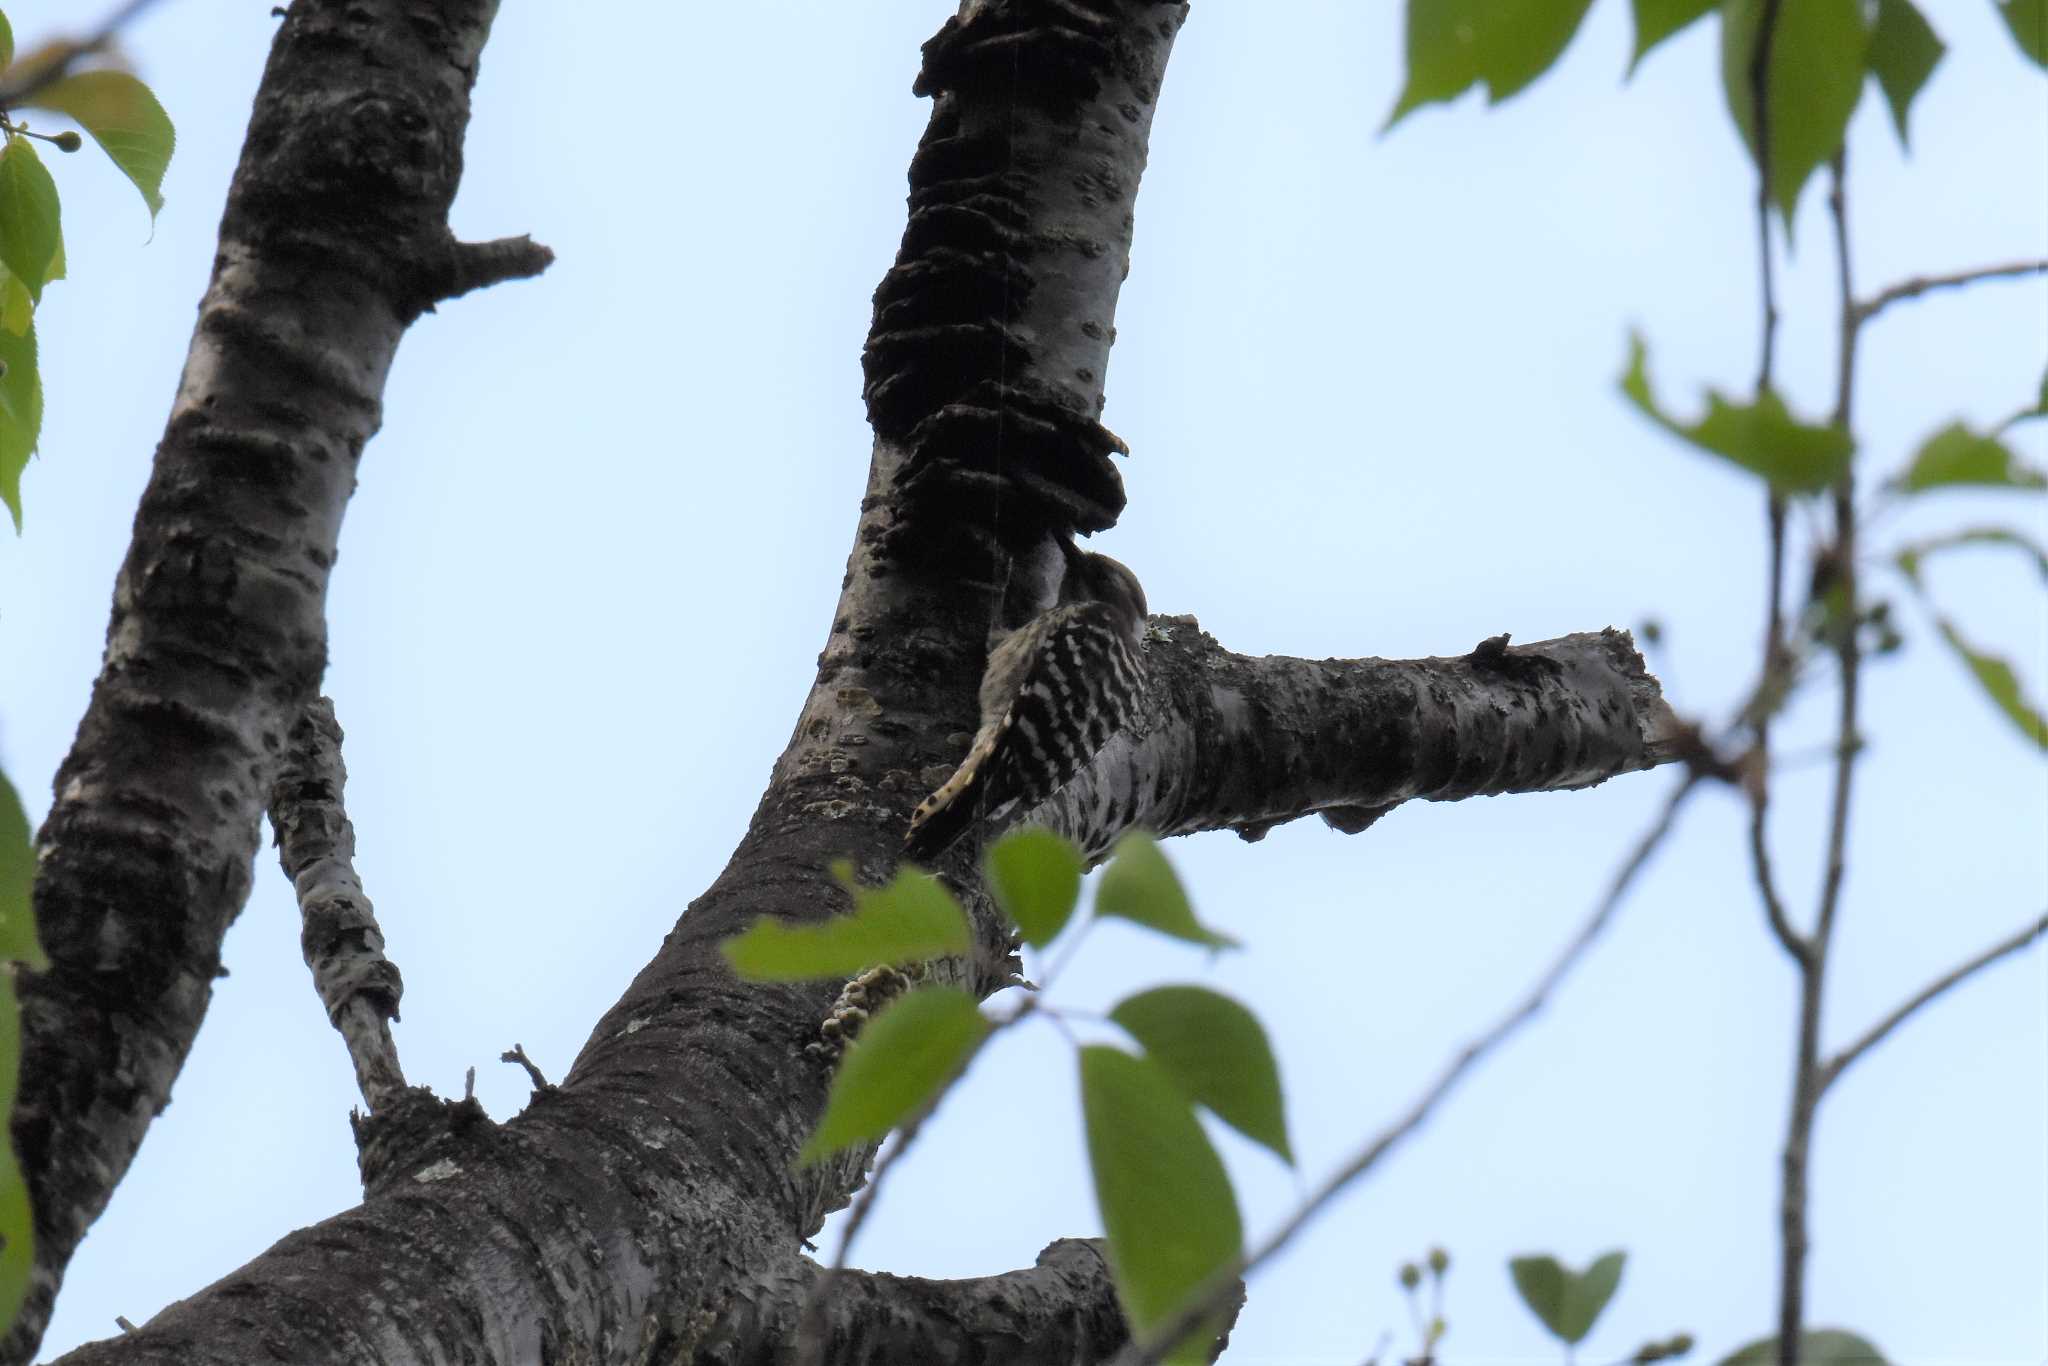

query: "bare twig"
xmin=1819 ymin=911 xmax=2048 ymax=1094
xmin=269 ymin=697 xmax=408 ymax=1113
xmin=1116 ymin=775 xmax=1702 ymax=1366
xmin=1853 ymin=259 xmax=2048 ymax=326
xmin=1743 ymin=0 xmax=1805 ymax=976
xmin=499 ymin=1043 xmax=550 ymax=1092
xmin=0 ymin=0 xmax=165 ymax=110
xmin=1777 ymin=148 xmax=1864 ymax=1366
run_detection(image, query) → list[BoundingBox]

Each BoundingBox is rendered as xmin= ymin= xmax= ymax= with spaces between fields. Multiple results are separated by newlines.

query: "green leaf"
xmin=0 ymin=272 xmax=26 ymax=337
xmin=1894 ymin=526 xmax=2048 ymax=586
xmin=1628 ymin=0 xmax=1718 ymax=74
xmin=798 ymin=985 xmax=987 ymax=1165
xmin=1893 ymin=421 xmax=2046 ymax=493
xmin=0 ymin=321 xmax=41 ymax=532
xmin=720 ymin=864 xmax=971 ymax=981
xmin=1867 ymin=0 xmax=1946 ymax=146
xmin=25 ymin=71 xmax=176 ymax=219
xmin=1995 ymin=0 xmax=2048 ymax=67
xmin=1081 ymin=1045 xmax=1241 ymax=1360
xmin=986 ymin=828 xmax=1083 ymax=948
xmin=0 ymin=974 xmax=30 ymax=1339
xmin=1095 ymin=833 xmax=1236 ymax=949
xmin=0 ymin=138 xmax=62 ymax=304
xmin=1110 ymin=985 xmax=1292 ymax=1164
xmin=1385 ymin=0 xmax=1597 ymax=128
xmin=0 ymin=770 xmax=43 ymax=969
xmin=1621 ymin=334 xmax=1853 ymax=495
xmin=1720 ymin=0 xmax=1869 ymax=224
xmin=1932 ymin=618 xmax=2048 ymax=750
xmin=1718 ymin=1329 xmax=1890 ymax=1366
xmin=0 ymin=13 xmax=13 ymax=73
xmin=1508 ymin=1251 xmax=1626 ymax=1347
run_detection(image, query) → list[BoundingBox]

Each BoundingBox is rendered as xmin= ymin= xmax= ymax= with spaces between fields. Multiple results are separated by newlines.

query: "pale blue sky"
xmin=2 ymin=3 xmax=2043 ymax=1362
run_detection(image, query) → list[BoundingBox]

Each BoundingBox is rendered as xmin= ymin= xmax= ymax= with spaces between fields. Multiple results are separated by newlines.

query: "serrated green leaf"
xmin=0 ymin=973 xmax=30 ymax=1338
xmin=1508 ymin=1251 xmax=1626 ymax=1346
xmin=1893 ymin=421 xmax=2046 ymax=492
xmin=1385 ymin=0 xmax=1596 ymax=128
xmin=720 ymin=865 xmax=970 ymax=982
xmin=1894 ymin=526 xmax=2048 ymax=586
xmin=25 ymin=71 xmax=175 ymax=219
xmin=1720 ymin=0 xmax=1869 ymax=225
xmin=0 ymin=321 xmax=40 ymax=532
xmin=986 ymin=827 xmax=1083 ymax=948
xmin=1718 ymin=1329 xmax=1890 ymax=1366
xmin=1621 ymin=334 xmax=1853 ymax=494
xmin=1096 ymin=833 xmax=1236 ymax=949
xmin=1995 ymin=0 xmax=2048 ymax=67
xmin=0 ymin=13 xmax=13 ymax=73
xmin=0 ymin=139 xmax=61 ymax=304
xmin=1110 ymin=985 xmax=1292 ymax=1164
xmin=1933 ymin=618 xmax=2048 ymax=750
xmin=1628 ymin=0 xmax=1717 ymax=74
xmin=798 ymin=985 xmax=986 ymax=1165
xmin=0 ymin=770 xmax=43 ymax=970
xmin=1081 ymin=1045 xmax=1241 ymax=1361
xmin=1867 ymin=0 xmax=1945 ymax=146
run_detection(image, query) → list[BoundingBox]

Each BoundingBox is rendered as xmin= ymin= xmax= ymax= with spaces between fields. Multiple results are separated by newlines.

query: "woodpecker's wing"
xmin=903 ymin=601 xmax=1143 ymax=861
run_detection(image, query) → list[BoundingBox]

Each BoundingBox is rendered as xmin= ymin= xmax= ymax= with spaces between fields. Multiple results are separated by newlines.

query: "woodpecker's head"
xmin=1060 ymin=542 xmax=1148 ymax=631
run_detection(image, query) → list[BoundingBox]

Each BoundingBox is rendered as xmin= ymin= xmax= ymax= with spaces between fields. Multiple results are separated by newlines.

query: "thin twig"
xmin=1743 ymin=0 xmax=1803 ymax=975
xmin=1819 ymin=911 xmax=2048 ymax=1094
xmin=0 ymin=0 xmax=165 ymax=110
xmin=1853 ymin=259 xmax=2048 ymax=326
xmin=1777 ymin=148 xmax=1863 ymax=1366
xmin=1115 ymin=775 xmax=1702 ymax=1366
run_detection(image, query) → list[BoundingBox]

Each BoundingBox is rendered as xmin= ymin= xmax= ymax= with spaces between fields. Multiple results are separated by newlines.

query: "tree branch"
xmin=727 ymin=1240 xmax=1146 ymax=1366
xmin=1116 ymin=773 xmax=1703 ymax=1366
xmin=9 ymin=2 xmax=524 ymax=1358
xmin=1025 ymin=623 xmax=1676 ymax=860
xmin=1852 ymin=259 xmax=2048 ymax=326
xmin=1819 ymin=911 xmax=2048 ymax=1094
xmin=268 ymin=697 xmax=407 ymax=1113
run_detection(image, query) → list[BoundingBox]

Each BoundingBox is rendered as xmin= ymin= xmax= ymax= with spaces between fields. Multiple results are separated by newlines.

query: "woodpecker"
xmin=904 ymin=546 xmax=1149 ymax=861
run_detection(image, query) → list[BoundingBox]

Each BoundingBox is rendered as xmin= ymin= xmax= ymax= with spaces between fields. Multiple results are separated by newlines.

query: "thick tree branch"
xmin=723 ymin=1240 xmax=1145 ymax=1366
xmin=268 ymin=697 xmax=407 ymax=1113
xmin=9 ymin=1 xmax=546 ymax=1359
xmin=1029 ymin=622 xmax=1676 ymax=858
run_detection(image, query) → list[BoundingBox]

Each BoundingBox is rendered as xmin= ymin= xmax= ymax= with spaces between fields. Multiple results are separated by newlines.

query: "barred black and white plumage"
xmin=904 ymin=548 xmax=1147 ymax=861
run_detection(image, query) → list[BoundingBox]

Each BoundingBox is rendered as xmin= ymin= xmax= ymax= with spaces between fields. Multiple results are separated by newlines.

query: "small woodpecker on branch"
xmin=904 ymin=544 xmax=1149 ymax=861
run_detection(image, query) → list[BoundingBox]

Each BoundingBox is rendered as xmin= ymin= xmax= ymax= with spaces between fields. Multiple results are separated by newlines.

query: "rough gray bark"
xmin=20 ymin=1 xmax=1672 ymax=1363
xmin=8 ymin=1 xmax=550 ymax=1360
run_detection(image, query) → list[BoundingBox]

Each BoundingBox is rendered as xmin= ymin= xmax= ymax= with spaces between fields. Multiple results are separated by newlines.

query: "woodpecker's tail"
xmin=902 ymin=786 xmax=979 ymax=863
